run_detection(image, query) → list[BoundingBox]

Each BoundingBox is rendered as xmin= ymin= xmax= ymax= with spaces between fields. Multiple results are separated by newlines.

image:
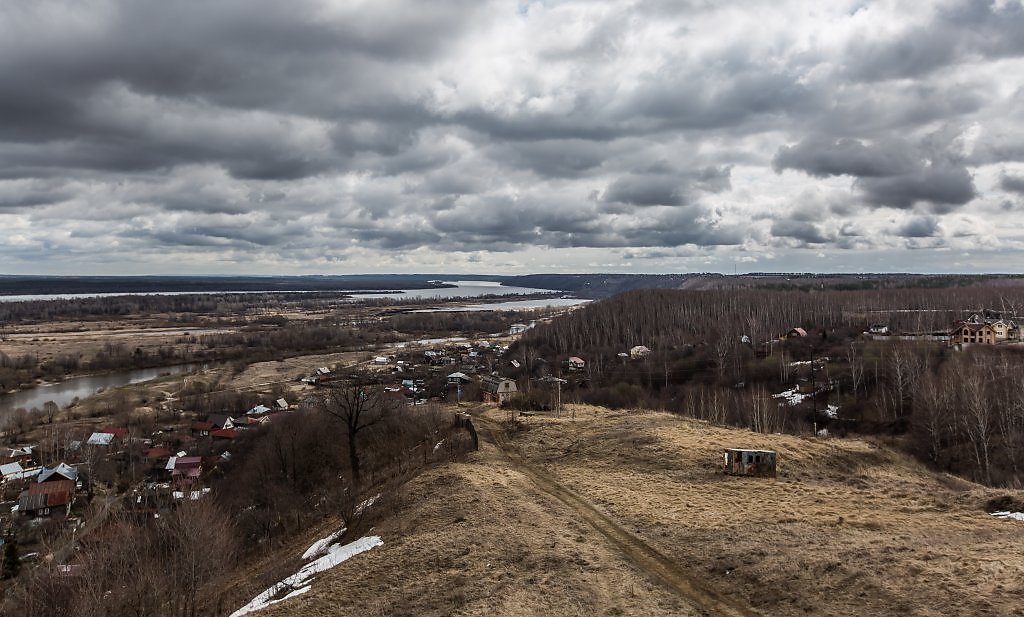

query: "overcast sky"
xmin=2 ymin=0 xmax=1024 ymax=275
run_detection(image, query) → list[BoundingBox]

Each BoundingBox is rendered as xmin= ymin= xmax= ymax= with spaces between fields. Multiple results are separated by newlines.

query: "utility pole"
xmin=810 ymin=349 xmax=817 ymax=434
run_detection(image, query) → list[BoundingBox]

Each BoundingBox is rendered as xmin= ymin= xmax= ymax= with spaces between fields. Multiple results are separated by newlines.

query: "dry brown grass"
xmin=251 ymin=440 xmax=692 ymax=617
xmin=230 ymin=404 xmax=1024 ymax=617
xmin=494 ymin=405 xmax=1024 ymax=616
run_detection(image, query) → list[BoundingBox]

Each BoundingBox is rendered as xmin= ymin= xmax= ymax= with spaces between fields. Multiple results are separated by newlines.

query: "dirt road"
xmin=479 ymin=418 xmax=757 ymax=617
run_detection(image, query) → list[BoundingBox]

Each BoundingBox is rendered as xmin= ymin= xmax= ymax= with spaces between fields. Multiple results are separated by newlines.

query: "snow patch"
xmin=230 ymin=535 xmax=383 ymax=617
xmin=302 ymin=528 xmax=347 ymax=560
xmin=789 ymin=357 xmax=829 ymax=367
xmin=433 ymin=439 xmax=445 ymax=452
xmin=772 ymin=387 xmax=808 ymax=406
xmin=991 ymin=511 xmax=1024 ymax=522
xmin=355 ymin=493 xmax=380 ymax=517
xmin=824 ymin=404 xmax=839 ymax=419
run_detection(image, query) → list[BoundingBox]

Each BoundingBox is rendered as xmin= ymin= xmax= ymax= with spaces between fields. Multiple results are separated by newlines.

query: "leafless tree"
xmin=846 ymin=342 xmax=864 ymax=395
xmin=317 ymin=385 xmax=393 ymax=488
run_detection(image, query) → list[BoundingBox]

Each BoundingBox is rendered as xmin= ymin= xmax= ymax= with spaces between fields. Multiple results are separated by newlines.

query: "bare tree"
xmin=846 ymin=342 xmax=864 ymax=396
xmin=42 ymin=401 xmax=59 ymax=424
xmin=748 ymin=386 xmax=780 ymax=434
xmin=317 ymin=385 xmax=392 ymax=488
xmin=961 ymin=360 xmax=995 ymax=485
xmin=162 ymin=498 xmax=239 ymax=617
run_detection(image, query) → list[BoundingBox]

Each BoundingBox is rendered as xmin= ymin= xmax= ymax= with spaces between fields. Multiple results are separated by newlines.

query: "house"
xmin=373 ymin=356 xmax=389 ymax=365
xmin=723 ymin=448 xmax=776 ymax=478
xmin=206 ymin=414 xmax=235 ymax=430
xmin=480 ymin=375 xmax=518 ymax=404
xmin=949 ymin=311 xmax=1019 ymax=345
xmin=989 ymin=319 xmax=1019 ymax=341
xmin=191 ymin=421 xmax=214 ymax=437
xmin=0 ymin=462 xmax=28 ymax=483
xmin=247 ymin=405 xmax=271 ymax=416
xmin=786 ymin=327 xmax=808 ymax=338
xmin=630 ymin=345 xmax=651 ymax=359
xmin=567 ymin=356 xmax=585 ymax=371
xmin=37 ymin=463 xmax=79 ymax=485
xmin=99 ymin=427 xmax=129 ymax=441
xmin=951 ymin=322 xmax=997 ymax=345
xmin=275 ymin=398 xmax=289 ymax=410
xmin=509 ymin=323 xmax=529 ymax=335
xmin=210 ymin=428 xmax=239 ymax=440
xmin=86 ymin=432 xmax=116 ymax=447
xmin=447 ymin=372 xmax=471 ymax=384
xmin=166 ymin=456 xmax=202 ymax=486
xmin=1 ymin=446 xmax=36 ymax=467
xmin=868 ymin=324 xmax=889 ymax=335
xmin=18 ymin=479 xmax=75 ymax=517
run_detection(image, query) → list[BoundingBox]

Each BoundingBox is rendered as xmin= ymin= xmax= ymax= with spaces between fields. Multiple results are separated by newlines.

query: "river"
xmin=0 ymin=280 xmax=561 ymax=303
xmin=0 ymin=364 xmax=198 ymax=415
xmin=0 ymin=281 xmax=576 ymax=415
xmin=345 ymin=280 xmax=559 ymax=300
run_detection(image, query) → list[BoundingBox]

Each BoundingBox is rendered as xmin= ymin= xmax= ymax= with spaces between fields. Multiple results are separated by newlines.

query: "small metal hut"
xmin=723 ymin=448 xmax=777 ymax=477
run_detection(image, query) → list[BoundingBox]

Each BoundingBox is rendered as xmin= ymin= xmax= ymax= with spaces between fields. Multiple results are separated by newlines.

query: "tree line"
xmin=511 ymin=286 xmax=1024 ymax=487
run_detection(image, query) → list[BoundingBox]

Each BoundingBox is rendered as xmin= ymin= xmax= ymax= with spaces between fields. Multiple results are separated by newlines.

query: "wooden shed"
xmin=723 ymin=448 xmax=776 ymax=477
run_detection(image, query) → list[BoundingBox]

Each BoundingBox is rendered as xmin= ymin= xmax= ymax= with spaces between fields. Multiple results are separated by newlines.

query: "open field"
xmin=244 ymin=404 xmax=1024 ymax=617
xmin=0 ymin=321 xmax=233 ymax=367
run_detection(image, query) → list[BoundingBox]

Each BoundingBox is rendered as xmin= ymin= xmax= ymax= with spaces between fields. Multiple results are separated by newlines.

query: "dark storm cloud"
xmin=770 ymin=220 xmax=832 ymax=245
xmin=774 ymin=135 xmax=977 ymax=212
xmin=602 ymin=167 xmax=731 ymax=207
xmin=773 ymin=137 xmax=920 ymax=178
xmin=1000 ymin=172 xmax=1024 ymax=195
xmin=626 ymin=64 xmax=823 ymax=132
xmin=846 ymin=1 xmax=1024 ymax=82
xmin=898 ymin=216 xmax=940 ymax=238
xmin=0 ymin=179 xmax=72 ymax=211
xmin=603 ymin=175 xmax=688 ymax=206
xmin=2 ymin=0 xmax=1024 ymax=273
xmin=0 ymin=0 xmax=481 ymax=179
xmin=854 ymin=164 xmax=976 ymax=212
xmin=487 ymin=139 xmax=611 ymax=178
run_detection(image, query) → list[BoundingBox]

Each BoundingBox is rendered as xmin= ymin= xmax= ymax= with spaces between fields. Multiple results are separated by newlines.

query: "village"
xmin=3 ymin=305 xmax=1018 ymax=525
xmin=1 ymin=285 xmax=1024 ymax=616
xmin=0 ymin=316 xmax=576 ymax=569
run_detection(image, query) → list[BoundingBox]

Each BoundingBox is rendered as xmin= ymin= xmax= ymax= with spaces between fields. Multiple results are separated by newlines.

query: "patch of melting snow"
xmin=229 ymin=535 xmax=383 ymax=617
xmin=991 ymin=511 xmax=1024 ymax=522
xmin=389 ymin=336 xmax=468 ymax=349
xmin=355 ymin=493 xmax=380 ymax=517
xmin=824 ymin=404 xmax=839 ymax=419
xmin=789 ymin=357 xmax=829 ymax=366
xmin=773 ymin=386 xmax=808 ymax=406
xmin=302 ymin=528 xmax=347 ymax=560
xmin=433 ymin=438 xmax=445 ymax=452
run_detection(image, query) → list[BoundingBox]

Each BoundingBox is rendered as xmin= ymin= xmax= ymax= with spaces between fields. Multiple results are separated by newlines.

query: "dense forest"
xmin=510 ymin=286 xmax=1024 ymax=487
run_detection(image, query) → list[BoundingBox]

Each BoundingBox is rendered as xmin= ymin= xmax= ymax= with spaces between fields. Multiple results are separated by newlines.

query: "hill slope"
xmin=246 ymin=405 xmax=1024 ymax=616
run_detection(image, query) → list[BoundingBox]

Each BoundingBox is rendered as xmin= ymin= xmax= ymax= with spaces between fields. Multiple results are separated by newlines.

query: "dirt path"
xmin=479 ymin=419 xmax=758 ymax=617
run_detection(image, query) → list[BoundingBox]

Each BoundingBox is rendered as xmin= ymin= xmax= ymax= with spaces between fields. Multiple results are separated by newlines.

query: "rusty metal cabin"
xmin=723 ymin=448 xmax=776 ymax=477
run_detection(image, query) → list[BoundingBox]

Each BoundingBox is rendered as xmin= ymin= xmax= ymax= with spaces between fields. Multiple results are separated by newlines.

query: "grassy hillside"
xmin=239 ymin=404 xmax=1024 ymax=617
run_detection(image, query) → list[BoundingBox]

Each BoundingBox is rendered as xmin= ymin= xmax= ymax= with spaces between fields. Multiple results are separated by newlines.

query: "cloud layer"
xmin=2 ymin=0 xmax=1024 ymax=274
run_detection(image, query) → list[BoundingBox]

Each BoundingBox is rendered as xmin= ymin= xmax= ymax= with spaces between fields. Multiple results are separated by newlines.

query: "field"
xmin=246 ymin=405 xmax=1024 ymax=617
